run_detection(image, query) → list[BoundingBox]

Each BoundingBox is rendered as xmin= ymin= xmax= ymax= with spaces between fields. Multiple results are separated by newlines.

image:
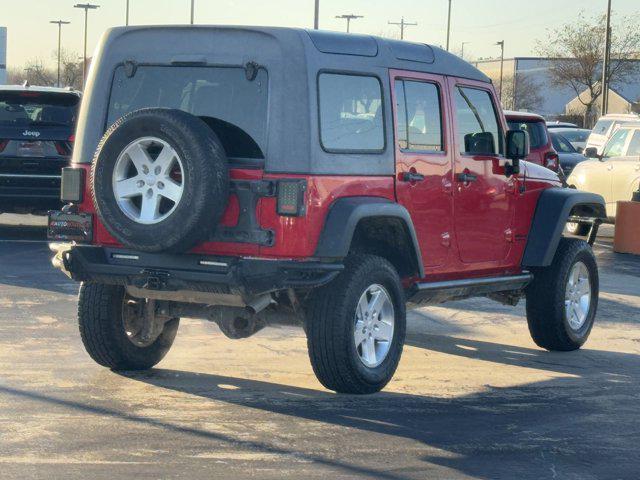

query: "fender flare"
xmin=522 ymin=188 xmax=606 ymax=267
xmin=314 ymin=197 xmax=425 ymax=278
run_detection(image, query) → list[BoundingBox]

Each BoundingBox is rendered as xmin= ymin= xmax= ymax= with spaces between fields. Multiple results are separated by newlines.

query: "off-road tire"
xmin=91 ymin=108 xmax=229 ymax=253
xmin=526 ymin=238 xmax=598 ymax=351
xmin=566 ymin=222 xmax=590 ymax=236
xmin=306 ymin=255 xmax=406 ymax=394
xmin=78 ymin=283 xmax=179 ymax=370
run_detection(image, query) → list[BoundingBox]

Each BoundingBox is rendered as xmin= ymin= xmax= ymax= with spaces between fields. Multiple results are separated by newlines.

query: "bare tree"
xmin=59 ymin=49 xmax=83 ymax=90
xmin=5 ymin=51 xmax=82 ymax=90
xmin=502 ymin=73 xmax=544 ymax=112
xmin=536 ymin=12 xmax=640 ymax=126
xmin=20 ymin=59 xmax=56 ymax=86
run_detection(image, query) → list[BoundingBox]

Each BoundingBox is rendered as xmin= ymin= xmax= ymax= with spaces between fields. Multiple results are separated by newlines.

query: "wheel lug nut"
xmin=154 ymin=166 xmax=161 ymax=175
xmin=136 ymin=180 xmax=144 ymax=188
xmin=157 ymin=181 xmax=164 ymax=189
xmin=142 ymin=165 xmax=149 ymax=174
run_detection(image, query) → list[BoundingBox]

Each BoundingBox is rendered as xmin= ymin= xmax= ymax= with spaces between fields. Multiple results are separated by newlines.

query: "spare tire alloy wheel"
xmin=113 ymin=137 xmax=184 ymax=225
xmin=91 ymin=108 xmax=229 ymax=253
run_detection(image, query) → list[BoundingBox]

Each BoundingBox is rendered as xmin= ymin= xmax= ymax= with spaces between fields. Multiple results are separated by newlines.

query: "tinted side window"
xmin=593 ymin=119 xmax=613 ymax=135
xmin=319 ymin=73 xmax=384 ymax=152
xmin=603 ymin=129 xmax=629 ymax=157
xmin=404 ymin=81 xmax=443 ymax=152
xmin=626 ymin=130 xmax=640 ymax=156
xmin=454 ymin=87 xmax=503 ymax=155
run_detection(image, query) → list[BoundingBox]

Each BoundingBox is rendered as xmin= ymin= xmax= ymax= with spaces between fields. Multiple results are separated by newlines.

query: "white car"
xmin=567 ymin=124 xmax=640 ymax=233
xmin=584 ymin=113 xmax=640 ymax=155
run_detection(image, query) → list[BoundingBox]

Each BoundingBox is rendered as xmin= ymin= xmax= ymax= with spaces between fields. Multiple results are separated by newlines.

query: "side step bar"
xmin=408 ymin=273 xmax=533 ymax=306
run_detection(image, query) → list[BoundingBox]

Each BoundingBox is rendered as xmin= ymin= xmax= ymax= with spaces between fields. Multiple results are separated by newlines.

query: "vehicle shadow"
xmin=111 ymin=337 xmax=639 ymax=479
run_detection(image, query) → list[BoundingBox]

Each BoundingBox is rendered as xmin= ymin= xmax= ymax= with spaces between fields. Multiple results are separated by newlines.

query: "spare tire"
xmin=91 ymin=108 xmax=229 ymax=253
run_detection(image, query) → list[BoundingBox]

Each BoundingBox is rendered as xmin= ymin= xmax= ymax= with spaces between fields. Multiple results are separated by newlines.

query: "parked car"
xmin=48 ymin=26 xmax=605 ymax=394
xmin=584 ymin=113 xmax=640 ymax=155
xmin=0 ymin=84 xmax=80 ymax=215
xmin=548 ymin=127 xmax=591 ymax=153
xmin=506 ymin=111 xmax=559 ymax=171
xmin=567 ymin=124 xmax=640 ymax=234
xmin=550 ymin=131 xmax=587 ymax=176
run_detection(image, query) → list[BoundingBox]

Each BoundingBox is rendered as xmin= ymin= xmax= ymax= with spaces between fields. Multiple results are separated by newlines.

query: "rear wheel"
xmin=78 ymin=283 xmax=179 ymax=370
xmin=526 ymin=238 xmax=598 ymax=351
xmin=306 ymin=255 xmax=406 ymax=394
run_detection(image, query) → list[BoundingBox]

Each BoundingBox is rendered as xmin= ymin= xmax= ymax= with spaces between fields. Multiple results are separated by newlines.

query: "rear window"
xmin=318 ymin=73 xmax=384 ymax=152
xmin=107 ymin=65 xmax=268 ymax=159
xmin=507 ymin=120 xmax=548 ymax=149
xmin=0 ymin=91 xmax=79 ymax=127
xmin=556 ymin=129 xmax=590 ymax=143
xmin=592 ymin=119 xmax=614 ymax=135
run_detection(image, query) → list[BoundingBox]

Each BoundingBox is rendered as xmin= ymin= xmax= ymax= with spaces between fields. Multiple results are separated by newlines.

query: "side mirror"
xmin=584 ymin=147 xmax=600 ymax=159
xmin=505 ymin=129 xmax=529 ymax=176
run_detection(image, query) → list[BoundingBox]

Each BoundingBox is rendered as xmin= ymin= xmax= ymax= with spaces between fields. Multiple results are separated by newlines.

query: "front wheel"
xmin=526 ymin=238 xmax=598 ymax=351
xmin=78 ymin=283 xmax=179 ymax=370
xmin=305 ymin=255 xmax=406 ymax=394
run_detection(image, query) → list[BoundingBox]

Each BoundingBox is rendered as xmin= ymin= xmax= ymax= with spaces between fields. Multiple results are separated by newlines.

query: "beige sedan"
xmin=567 ymin=125 xmax=640 ymax=234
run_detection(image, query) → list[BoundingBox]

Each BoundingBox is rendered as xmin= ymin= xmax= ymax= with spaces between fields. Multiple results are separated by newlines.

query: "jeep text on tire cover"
xmin=48 ymin=27 xmax=606 ymax=394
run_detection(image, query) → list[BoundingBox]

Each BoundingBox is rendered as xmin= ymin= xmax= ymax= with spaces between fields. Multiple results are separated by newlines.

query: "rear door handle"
xmin=457 ymin=172 xmax=478 ymax=183
xmin=401 ymin=172 xmax=425 ymax=182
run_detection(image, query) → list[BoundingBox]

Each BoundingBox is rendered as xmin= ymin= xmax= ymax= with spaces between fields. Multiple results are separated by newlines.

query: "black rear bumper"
xmin=52 ymin=244 xmax=343 ymax=296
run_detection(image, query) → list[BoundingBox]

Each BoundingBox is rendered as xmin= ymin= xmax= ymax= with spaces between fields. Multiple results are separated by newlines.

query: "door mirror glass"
xmin=464 ymin=132 xmax=495 ymax=155
xmin=584 ymin=147 xmax=600 ymax=159
xmin=506 ymin=129 xmax=529 ymax=160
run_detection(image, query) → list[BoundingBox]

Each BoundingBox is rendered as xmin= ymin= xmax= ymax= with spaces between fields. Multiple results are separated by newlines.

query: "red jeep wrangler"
xmin=49 ymin=27 xmax=606 ymax=394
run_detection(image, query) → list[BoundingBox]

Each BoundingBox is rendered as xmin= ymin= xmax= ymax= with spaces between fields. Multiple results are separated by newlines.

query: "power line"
xmin=335 ymin=14 xmax=363 ymax=33
xmin=49 ymin=20 xmax=71 ymax=87
xmin=388 ymin=17 xmax=417 ymax=40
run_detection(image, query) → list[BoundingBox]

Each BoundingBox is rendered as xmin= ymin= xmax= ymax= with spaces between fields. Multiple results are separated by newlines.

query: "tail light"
xmin=68 ymin=134 xmax=75 ymax=143
xmin=61 ymin=167 xmax=85 ymax=203
xmin=54 ymin=141 xmax=72 ymax=156
xmin=277 ymin=180 xmax=307 ymax=216
xmin=544 ymin=152 xmax=559 ymax=171
xmin=0 ymin=140 xmax=8 ymax=152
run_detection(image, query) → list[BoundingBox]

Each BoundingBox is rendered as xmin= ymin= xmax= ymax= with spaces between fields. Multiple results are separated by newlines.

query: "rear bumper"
xmin=51 ymin=244 xmax=343 ymax=296
xmin=0 ymin=173 xmax=63 ymax=211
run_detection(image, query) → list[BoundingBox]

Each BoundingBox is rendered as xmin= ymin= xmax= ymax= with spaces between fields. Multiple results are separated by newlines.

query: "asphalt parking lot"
xmin=0 ymin=214 xmax=639 ymax=480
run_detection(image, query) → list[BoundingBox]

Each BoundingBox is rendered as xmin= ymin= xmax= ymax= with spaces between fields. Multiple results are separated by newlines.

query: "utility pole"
xmin=125 ymin=0 xmax=129 ymax=25
xmin=335 ymin=14 xmax=363 ymax=33
xmin=74 ymin=3 xmax=100 ymax=89
xmin=445 ymin=0 xmax=452 ymax=51
xmin=601 ymin=0 xmax=612 ymax=116
xmin=496 ymin=40 xmax=505 ymax=102
xmin=461 ymin=41 xmax=469 ymax=60
xmin=190 ymin=0 xmax=195 ymax=24
xmin=388 ymin=17 xmax=417 ymax=40
xmin=50 ymin=20 xmax=70 ymax=87
xmin=314 ymin=0 xmax=320 ymax=29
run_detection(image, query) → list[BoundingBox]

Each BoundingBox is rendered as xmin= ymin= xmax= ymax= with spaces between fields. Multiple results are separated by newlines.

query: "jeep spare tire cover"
xmin=91 ymin=108 xmax=229 ymax=253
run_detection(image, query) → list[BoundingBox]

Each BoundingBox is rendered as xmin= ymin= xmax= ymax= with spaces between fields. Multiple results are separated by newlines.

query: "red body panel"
xmin=79 ymin=72 xmax=559 ymax=284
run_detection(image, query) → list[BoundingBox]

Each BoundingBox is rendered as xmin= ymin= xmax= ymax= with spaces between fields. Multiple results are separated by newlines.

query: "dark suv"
xmin=49 ymin=26 xmax=605 ymax=394
xmin=0 ymin=85 xmax=80 ymax=214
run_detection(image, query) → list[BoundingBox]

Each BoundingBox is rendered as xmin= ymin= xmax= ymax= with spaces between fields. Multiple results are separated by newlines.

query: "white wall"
xmin=0 ymin=27 xmax=6 ymax=84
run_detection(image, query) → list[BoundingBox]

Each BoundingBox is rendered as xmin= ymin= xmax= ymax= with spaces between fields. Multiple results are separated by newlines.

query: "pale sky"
xmin=2 ymin=0 xmax=639 ymax=69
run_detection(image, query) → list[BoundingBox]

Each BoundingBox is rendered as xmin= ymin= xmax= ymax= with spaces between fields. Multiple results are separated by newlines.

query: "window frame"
xmin=603 ymin=128 xmax=631 ymax=158
xmin=394 ymin=77 xmax=446 ymax=155
xmin=453 ymin=84 xmax=505 ymax=158
xmin=316 ymin=70 xmax=387 ymax=155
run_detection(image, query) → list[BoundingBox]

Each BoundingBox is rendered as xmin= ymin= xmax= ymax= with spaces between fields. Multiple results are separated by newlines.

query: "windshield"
xmin=554 ymin=129 xmax=590 ymax=143
xmin=592 ymin=119 xmax=613 ymax=136
xmin=507 ymin=120 xmax=547 ymax=149
xmin=0 ymin=91 xmax=79 ymax=127
xmin=107 ymin=65 xmax=268 ymax=159
xmin=550 ymin=133 xmax=576 ymax=153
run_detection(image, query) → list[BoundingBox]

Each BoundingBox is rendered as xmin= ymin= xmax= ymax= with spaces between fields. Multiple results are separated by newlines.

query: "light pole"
xmin=461 ymin=41 xmax=469 ymax=60
xmin=125 ymin=0 xmax=129 ymax=25
xmin=601 ymin=0 xmax=612 ymax=116
xmin=314 ymin=0 xmax=320 ymax=29
xmin=50 ymin=20 xmax=70 ymax=87
xmin=74 ymin=3 xmax=100 ymax=89
xmin=496 ymin=40 xmax=505 ymax=102
xmin=190 ymin=0 xmax=195 ymax=24
xmin=335 ymin=14 xmax=363 ymax=33
xmin=388 ymin=17 xmax=417 ymax=40
xmin=445 ymin=0 xmax=452 ymax=51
